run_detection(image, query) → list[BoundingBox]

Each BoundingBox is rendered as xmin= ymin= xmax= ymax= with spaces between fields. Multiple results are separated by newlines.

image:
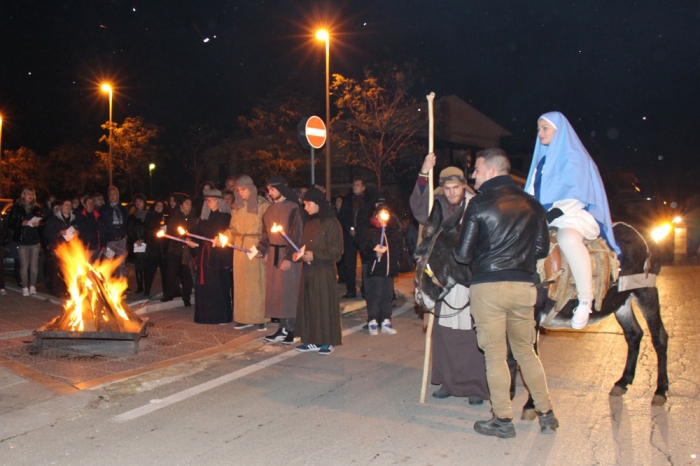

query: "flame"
xmin=156 ymin=230 xmax=165 ymax=238
xmin=52 ymin=238 xmax=134 ymax=332
xmin=379 ymin=209 xmax=390 ymax=223
xmin=177 ymin=226 xmax=186 ymax=235
xmin=271 ymin=223 xmax=283 ymax=233
xmin=218 ymin=234 xmax=229 ymax=247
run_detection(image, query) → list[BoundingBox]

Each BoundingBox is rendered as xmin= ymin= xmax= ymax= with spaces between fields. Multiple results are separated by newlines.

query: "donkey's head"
xmin=414 ymin=201 xmax=472 ymax=310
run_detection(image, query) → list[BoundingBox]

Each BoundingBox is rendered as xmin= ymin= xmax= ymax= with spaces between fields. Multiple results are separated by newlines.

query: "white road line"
xmin=111 ymin=302 xmax=413 ymax=423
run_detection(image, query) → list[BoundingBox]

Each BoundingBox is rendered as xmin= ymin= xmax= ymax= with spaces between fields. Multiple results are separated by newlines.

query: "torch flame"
xmin=271 ymin=223 xmax=283 ymax=233
xmin=156 ymin=230 xmax=165 ymax=238
xmin=379 ymin=209 xmax=390 ymax=223
xmin=218 ymin=234 xmax=229 ymax=247
xmin=177 ymin=226 xmax=186 ymax=235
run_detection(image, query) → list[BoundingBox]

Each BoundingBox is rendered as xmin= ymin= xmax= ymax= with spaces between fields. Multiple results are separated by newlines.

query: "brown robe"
xmin=295 ymin=214 xmax=344 ymax=346
xmin=226 ymin=195 xmax=270 ymax=325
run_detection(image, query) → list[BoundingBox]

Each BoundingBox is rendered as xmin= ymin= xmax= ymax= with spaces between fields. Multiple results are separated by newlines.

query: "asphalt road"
xmin=0 ymin=261 xmax=698 ymax=466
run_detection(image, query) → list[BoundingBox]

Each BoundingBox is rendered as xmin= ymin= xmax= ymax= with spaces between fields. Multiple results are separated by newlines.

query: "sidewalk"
xmin=0 ymin=270 xmax=416 ymax=415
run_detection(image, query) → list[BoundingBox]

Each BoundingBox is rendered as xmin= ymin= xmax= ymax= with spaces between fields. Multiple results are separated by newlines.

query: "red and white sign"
xmin=305 ymin=116 xmax=327 ymax=149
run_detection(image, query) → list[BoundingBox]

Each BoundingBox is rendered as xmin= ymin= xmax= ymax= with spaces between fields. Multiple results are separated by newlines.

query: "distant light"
xmin=28 ymin=71 xmax=32 ymax=75
xmin=213 ymin=35 xmax=217 ymax=39
xmin=132 ymin=7 xmax=136 ymax=12
xmin=101 ymin=83 xmax=112 ymax=93
xmin=643 ymin=116 xmax=647 ymax=120
xmin=149 ymin=163 xmax=156 ymax=170
xmin=363 ymin=22 xmax=367 ymax=26
xmin=203 ymin=37 xmax=210 ymax=43
xmin=658 ymin=155 xmax=664 ymax=161
xmin=316 ymin=30 xmax=329 ymax=41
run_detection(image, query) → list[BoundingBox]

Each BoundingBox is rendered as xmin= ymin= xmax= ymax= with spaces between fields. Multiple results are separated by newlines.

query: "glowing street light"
xmin=149 ymin=163 xmax=156 ymax=199
xmin=315 ymin=29 xmax=331 ymax=201
xmin=101 ymin=83 xmax=114 ymax=187
xmin=0 ymin=115 xmax=3 ymax=196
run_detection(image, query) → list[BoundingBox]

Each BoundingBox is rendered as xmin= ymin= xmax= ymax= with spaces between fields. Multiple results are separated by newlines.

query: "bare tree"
xmin=331 ymin=62 xmax=424 ymax=189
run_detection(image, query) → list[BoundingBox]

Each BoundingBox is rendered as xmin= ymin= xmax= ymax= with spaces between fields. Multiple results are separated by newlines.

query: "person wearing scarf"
xmin=293 ymin=188 xmax=344 ymax=355
xmin=223 ymin=175 xmax=271 ymax=330
xmin=186 ymin=189 xmax=233 ymax=324
xmin=525 ymin=111 xmax=619 ymax=329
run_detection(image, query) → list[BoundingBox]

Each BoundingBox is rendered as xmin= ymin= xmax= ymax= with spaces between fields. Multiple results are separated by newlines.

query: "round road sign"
xmin=305 ymin=116 xmax=327 ymax=149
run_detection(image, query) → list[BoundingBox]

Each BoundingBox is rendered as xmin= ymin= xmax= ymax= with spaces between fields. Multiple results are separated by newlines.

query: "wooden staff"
xmin=420 ymin=92 xmax=436 ymax=404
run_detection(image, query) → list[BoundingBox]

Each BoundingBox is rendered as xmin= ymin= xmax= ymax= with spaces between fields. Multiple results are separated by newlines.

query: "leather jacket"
xmin=454 ymin=175 xmax=549 ymax=284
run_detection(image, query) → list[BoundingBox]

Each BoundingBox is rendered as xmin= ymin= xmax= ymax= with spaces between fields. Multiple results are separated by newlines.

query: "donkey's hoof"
xmin=521 ymin=408 xmax=537 ymax=421
xmin=609 ymin=385 xmax=627 ymax=397
xmin=651 ymin=394 xmax=667 ymax=406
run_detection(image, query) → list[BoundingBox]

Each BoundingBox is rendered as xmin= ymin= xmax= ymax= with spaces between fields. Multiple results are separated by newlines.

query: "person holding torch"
xmin=360 ymin=194 xmax=403 ymax=336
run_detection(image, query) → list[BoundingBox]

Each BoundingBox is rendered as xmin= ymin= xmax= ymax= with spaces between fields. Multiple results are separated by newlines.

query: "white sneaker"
xmin=0 ymin=288 xmax=6 ymax=296
xmin=571 ymin=304 xmax=591 ymax=329
xmin=381 ymin=319 xmax=397 ymax=335
xmin=22 ymin=288 xmax=29 ymax=297
xmin=368 ymin=319 xmax=379 ymax=336
xmin=29 ymin=286 xmax=37 ymax=295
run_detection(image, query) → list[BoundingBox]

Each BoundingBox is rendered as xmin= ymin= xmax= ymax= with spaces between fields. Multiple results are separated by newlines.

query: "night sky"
xmin=1 ymin=0 xmax=698 ymax=200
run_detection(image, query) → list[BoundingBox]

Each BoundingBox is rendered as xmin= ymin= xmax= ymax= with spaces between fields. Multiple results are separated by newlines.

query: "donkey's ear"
xmin=423 ymin=201 xmax=443 ymax=239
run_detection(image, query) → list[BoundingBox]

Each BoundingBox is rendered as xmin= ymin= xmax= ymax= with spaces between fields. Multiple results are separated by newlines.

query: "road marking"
xmin=111 ymin=302 xmax=413 ymax=423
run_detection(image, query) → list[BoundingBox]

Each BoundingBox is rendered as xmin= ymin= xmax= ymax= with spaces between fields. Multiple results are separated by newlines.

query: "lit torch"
xmin=156 ymin=229 xmax=190 ymax=245
xmin=271 ymin=222 xmax=302 ymax=254
xmin=178 ymin=226 xmax=216 ymax=244
xmin=217 ymin=233 xmax=259 ymax=260
xmin=378 ymin=209 xmax=390 ymax=248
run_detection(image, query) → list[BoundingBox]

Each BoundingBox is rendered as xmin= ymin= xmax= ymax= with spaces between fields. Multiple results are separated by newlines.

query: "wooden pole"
xmin=420 ymin=92 xmax=436 ymax=404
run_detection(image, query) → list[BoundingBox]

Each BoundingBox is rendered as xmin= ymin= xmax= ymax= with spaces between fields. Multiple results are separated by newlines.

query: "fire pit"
xmin=34 ymin=238 xmax=148 ymax=354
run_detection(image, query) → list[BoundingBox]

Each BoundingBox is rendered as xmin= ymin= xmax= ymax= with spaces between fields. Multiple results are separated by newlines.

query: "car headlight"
xmin=651 ymin=222 xmax=673 ymax=243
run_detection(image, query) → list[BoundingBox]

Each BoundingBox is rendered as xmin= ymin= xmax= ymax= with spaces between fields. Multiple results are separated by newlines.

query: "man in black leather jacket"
xmin=454 ymin=148 xmax=558 ymax=439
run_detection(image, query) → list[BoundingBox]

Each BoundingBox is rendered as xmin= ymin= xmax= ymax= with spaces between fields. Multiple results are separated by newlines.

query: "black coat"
xmin=74 ymin=208 xmax=101 ymax=250
xmin=98 ymin=203 xmax=128 ymax=243
xmin=360 ymin=216 xmax=403 ymax=277
xmin=8 ymin=202 xmax=44 ymax=245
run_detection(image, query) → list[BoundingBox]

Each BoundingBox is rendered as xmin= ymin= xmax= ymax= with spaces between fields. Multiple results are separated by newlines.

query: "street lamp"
xmin=315 ymin=29 xmax=331 ymax=201
xmin=101 ymin=83 xmax=113 ymax=187
xmin=0 ymin=115 xmax=3 ymax=197
xmin=149 ymin=163 xmax=155 ymax=199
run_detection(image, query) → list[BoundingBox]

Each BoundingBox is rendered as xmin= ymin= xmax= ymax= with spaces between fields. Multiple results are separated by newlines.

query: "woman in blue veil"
xmin=525 ymin=111 xmax=619 ymax=330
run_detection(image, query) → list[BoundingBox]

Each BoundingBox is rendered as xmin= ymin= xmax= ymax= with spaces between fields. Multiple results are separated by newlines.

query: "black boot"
xmin=474 ymin=415 xmax=516 ymax=439
xmin=537 ymin=410 xmax=559 ymax=434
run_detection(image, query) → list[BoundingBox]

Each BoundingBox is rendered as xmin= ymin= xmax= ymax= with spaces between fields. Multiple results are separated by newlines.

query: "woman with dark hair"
xmin=8 ymin=187 xmax=45 ymax=296
xmin=43 ymin=199 xmax=76 ymax=297
xmin=293 ymin=188 xmax=344 ymax=355
xmin=360 ymin=201 xmax=402 ymax=335
xmin=143 ymin=200 xmax=168 ymax=298
xmin=186 ymin=190 xmax=233 ymax=324
xmin=127 ymin=193 xmax=149 ymax=294
xmin=162 ymin=195 xmax=197 ymax=304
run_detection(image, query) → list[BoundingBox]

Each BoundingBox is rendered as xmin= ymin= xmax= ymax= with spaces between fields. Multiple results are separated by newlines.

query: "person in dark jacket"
xmin=8 ymin=187 xmax=45 ymax=296
xmin=98 ymin=186 xmax=128 ymax=278
xmin=43 ymin=199 xmax=76 ymax=296
xmin=162 ymin=195 xmax=197 ymax=304
xmin=454 ymin=148 xmax=557 ymax=439
xmin=74 ymin=196 xmax=101 ymax=261
xmin=127 ymin=194 xmax=149 ymax=293
xmin=0 ymin=209 xmax=9 ymax=295
xmin=337 ymin=178 xmax=371 ymax=298
xmin=360 ymin=201 xmax=402 ymax=335
xmin=142 ymin=200 xmax=168 ymax=298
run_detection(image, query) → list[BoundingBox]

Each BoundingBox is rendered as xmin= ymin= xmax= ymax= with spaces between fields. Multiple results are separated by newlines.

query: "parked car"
xmin=609 ymin=195 xmax=676 ymax=262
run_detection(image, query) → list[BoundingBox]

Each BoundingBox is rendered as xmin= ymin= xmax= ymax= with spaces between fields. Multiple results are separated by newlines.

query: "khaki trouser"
xmin=470 ymin=281 xmax=553 ymax=419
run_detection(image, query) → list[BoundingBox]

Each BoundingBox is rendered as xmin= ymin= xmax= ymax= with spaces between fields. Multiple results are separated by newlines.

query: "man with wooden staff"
xmin=410 ymin=153 xmax=489 ymax=405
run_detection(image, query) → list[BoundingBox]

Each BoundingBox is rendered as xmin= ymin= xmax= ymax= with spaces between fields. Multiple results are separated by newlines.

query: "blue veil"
xmin=525 ymin=111 xmax=620 ymax=255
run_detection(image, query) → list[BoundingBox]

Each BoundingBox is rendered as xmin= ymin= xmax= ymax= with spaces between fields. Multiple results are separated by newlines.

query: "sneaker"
xmin=29 ymin=286 xmax=36 ymax=295
xmin=432 ymin=386 xmax=451 ymax=399
xmin=571 ymin=304 xmax=591 ymax=329
xmin=22 ymin=288 xmax=29 ymax=297
xmin=474 ymin=415 xmax=516 ymax=439
xmin=537 ymin=410 xmax=559 ymax=434
xmin=296 ymin=343 xmax=320 ymax=352
xmin=319 ymin=345 xmax=334 ymax=355
xmin=368 ymin=319 xmax=379 ymax=336
xmin=265 ymin=327 xmax=288 ymax=342
xmin=256 ymin=324 xmax=268 ymax=331
xmin=233 ymin=322 xmax=253 ymax=330
xmin=381 ymin=319 xmax=397 ymax=335
xmin=0 ymin=289 xmax=6 ymax=296
xmin=281 ymin=330 xmax=296 ymax=345
xmin=468 ymin=397 xmax=484 ymax=406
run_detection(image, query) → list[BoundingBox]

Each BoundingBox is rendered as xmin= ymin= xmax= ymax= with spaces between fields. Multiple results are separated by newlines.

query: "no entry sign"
xmin=304 ymin=116 xmax=327 ymax=149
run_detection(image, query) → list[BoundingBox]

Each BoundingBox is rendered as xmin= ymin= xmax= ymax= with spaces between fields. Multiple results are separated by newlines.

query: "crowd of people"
xmin=0 ymin=111 xmax=627 ymax=438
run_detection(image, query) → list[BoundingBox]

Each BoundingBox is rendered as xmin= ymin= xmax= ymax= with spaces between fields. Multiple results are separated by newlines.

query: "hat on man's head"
xmin=204 ymin=189 xmax=223 ymax=199
xmin=303 ymin=187 xmax=326 ymax=205
xmin=266 ymin=175 xmax=288 ymax=187
xmin=439 ymin=167 xmax=466 ymax=186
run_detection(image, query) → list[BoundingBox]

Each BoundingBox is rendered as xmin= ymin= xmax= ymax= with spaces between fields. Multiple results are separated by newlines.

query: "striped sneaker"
xmin=296 ymin=343 xmax=320 ymax=352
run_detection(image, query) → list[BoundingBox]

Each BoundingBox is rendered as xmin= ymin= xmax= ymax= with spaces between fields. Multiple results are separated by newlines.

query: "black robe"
xmin=190 ymin=210 xmax=233 ymax=324
xmin=295 ymin=212 xmax=344 ymax=346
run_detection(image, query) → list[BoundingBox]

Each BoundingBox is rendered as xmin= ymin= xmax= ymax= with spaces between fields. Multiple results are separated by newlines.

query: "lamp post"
xmin=316 ymin=29 xmax=331 ymax=201
xmin=0 ymin=115 xmax=3 ymax=197
xmin=149 ymin=163 xmax=155 ymax=199
xmin=101 ymin=84 xmax=113 ymax=187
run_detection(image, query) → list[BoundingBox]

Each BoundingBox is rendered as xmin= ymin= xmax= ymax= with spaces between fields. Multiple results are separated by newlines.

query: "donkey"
xmin=414 ymin=201 xmax=669 ymax=419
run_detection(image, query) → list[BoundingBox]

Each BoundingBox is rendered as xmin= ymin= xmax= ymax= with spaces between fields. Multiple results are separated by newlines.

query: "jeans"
xmin=18 ymin=244 xmax=41 ymax=288
xmin=470 ymin=281 xmax=553 ymax=419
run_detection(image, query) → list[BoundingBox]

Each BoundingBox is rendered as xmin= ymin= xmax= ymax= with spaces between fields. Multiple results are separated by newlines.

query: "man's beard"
xmin=269 ymin=192 xmax=281 ymax=202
